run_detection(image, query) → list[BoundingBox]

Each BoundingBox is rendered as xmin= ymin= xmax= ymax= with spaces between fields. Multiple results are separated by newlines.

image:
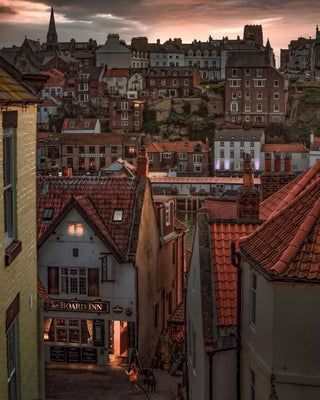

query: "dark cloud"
xmin=0 ymin=0 xmax=320 ymax=59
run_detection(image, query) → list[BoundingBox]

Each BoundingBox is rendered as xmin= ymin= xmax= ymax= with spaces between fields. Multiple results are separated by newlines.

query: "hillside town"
xmin=1 ymin=4 xmax=320 ymax=400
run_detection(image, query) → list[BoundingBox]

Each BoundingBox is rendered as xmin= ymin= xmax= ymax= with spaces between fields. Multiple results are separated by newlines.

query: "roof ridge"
xmin=241 ymin=176 xmax=320 ymax=245
xmin=271 ymin=197 xmax=320 ymax=275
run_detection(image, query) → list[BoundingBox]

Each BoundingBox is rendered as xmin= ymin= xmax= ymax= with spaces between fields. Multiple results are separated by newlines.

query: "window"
xmin=230 ymin=80 xmax=240 ymax=87
xmin=79 ymin=146 xmax=85 ymax=154
xmin=240 ymin=149 xmax=245 ymax=158
xmin=163 ymin=152 xmax=172 ymax=159
xmin=231 ymin=102 xmax=238 ymax=112
xmin=274 ymin=80 xmax=279 ymax=87
xmin=245 ymin=68 xmax=250 ymax=76
xmin=111 ymin=146 xmax=118 ymax=155
xmin=113 ymin=209 xmax=123 ymax=221
xmin=150 ymin=79 xmax=155 ymax=86
xmin=220 ymin=141 xmax=224 ymax=147
xmin=161 ymin=79 xmax=166 ymax=86
xmin=43 ymin=208 xmax=54 ymax=221
xmin=7 ymin=318 xmax=19 ymax=400
xmin=255 ymin=79 xmax=265 ymax=87
xmin=245 ymin=80 xmax=250 ymax=87
xmin=193 ymin=154 xmax=203 ymax=163
xmin=250 ymin=272 xmax=257 ymax=327
xmin=44 ymin=318 xmax=94 ymax=345
xmin=232 ymin=68 xmax=237 ymax=77
xmin=99 ymin=146 xmax=105 ymax=154
xmin=230 ymin=161 xmax=235 ymax=170
xmin=245 ymin=104 xmax=251 ymax=112
xmin=232 ymin=92 xmax=237 ymax=100
xmin=172 ymin=79 xmax=178 ymax=86
xmin=178 ymin=152 xmax=187 ymax=160
xmin=121 ymin=101 xmax=128 ymax=110
xmin=257 ymin=92 xmax=262 ymax=100
xmin=3 ymin=112 xmax=17 ymax=247
xmin=250 ymin=141 xmax=255 ymax=148
xmin=61 ymin=268 xmax=87 ymax=295
xmin=250 ymin=367 xmax=256 ymax=400
xmin=230 ymin=149 xmax=234 ymax=158
xmin=256 ymin=68 xmax=262 ymax=77
xmin=184 ymin=79 xmax=189 ymax=86
xmin=220 ymin=150 xmax=224 ymax=158
xmin=245 ymin=91 xmax=250 ymax=99
xmin=230 ymin=141 xmax=234 ymax=147
xmin=89 ymin=146 xmax=95 ymax=154
xmin=68 ymin=223 xmax=84 ymax=237
xmin=134 ymin=110 xmax=140 ymax=116
xmin=165 ymin=204 xmax=171 ymax=226
xmin=154 ymin=303 xmax=159 ymax=327
xmin=245 ymin=115 xmax=250 ymax=122
xmin=66 ymin=146 xmax=73 ymax=154
xmin=101 ymin=255 xmax=113 ymax=282
xmin=274 ymin=103 xmax=279 ymax=112
xmin=274 ymin=92 xmax=279 ymax=100
xmin=250 ymin=150 xmax=255 ymax=157
xmin=256 ymin=103 xmax=262 ymax=112
xmin=238 ymin=91 xmax=242 ymax=98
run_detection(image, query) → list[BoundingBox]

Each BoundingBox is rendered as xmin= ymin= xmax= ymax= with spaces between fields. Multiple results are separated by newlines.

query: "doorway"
xmin=109 ymin=321 xmax=128 ymax=365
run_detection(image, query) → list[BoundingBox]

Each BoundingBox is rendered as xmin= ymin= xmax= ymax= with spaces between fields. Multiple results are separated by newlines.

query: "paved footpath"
xmin=45 ymin=364 xmax=182 ymax=400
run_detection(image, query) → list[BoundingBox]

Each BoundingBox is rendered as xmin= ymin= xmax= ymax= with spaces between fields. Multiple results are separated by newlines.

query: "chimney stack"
xmin=236 ymin=154 xmax=260 ymax=220
xmin=273 ymin=151 xmax=281 ymax=172
xmin=284 ymin=153 xmax=292 ymax=173
xmin=136 ymin=135 xmax=149 ymax=178
xmin=265 ymin=153 xmax=272 ymax=172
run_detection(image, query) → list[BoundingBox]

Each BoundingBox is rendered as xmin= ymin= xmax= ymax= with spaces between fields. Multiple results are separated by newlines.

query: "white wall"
xmin=38 ymin=208 xmax=136 ymax=318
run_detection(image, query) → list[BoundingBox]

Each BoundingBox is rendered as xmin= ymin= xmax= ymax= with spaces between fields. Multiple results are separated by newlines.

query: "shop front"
xmin=43 ymin=299 xmax=136 ymax=366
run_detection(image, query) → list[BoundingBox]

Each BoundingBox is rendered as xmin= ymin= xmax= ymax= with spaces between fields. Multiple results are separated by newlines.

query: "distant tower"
xmin=243 ymin=25 xmax=263 ymax=47
xmin=266 ymin=38 xmax=275 ymax=67
xmin=46 ymin=6 xmax=58 ymax=52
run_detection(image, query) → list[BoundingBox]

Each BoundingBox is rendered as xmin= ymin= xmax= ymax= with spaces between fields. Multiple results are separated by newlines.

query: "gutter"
xmin=231 ymin=241 xmax=242 ymax=400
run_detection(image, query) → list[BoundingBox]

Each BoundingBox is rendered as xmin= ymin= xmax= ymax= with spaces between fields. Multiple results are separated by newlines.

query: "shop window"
xmin=44 ymin=318 xmax=94 ymax=345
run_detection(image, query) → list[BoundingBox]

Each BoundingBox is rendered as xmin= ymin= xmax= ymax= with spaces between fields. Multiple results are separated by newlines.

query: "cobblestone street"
xmin=45 ymin=364 xmax=182 ymax=400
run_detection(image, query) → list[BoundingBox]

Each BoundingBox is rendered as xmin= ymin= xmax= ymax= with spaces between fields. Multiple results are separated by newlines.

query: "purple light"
xmin=225 ymin=160 xmax=230 ymax=170
xmin=254 ymin=160 xmax=260 ymax=170
xmin=215 ymin=160 xmax=220 ymax=170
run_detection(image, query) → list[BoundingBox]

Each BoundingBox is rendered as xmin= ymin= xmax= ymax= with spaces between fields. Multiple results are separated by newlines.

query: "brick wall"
xmin=0 ymin=105 xmax=39 ymax=400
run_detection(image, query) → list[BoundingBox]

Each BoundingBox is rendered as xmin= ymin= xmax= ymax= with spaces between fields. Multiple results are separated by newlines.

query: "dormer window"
xmin=43 ymin=208 xmax=54 ymax=221
xmin=68 ymin=223 xmax=84 ymax=237
xmin=204 ymin=50 xmax=209 ymax=57
xmin=84 ymin=121 xmax=90 ymax=128
xmin=113 ymin=209 xmax=123 ymax=221
xmin=188 ymin=50 xmax=193 ymax=57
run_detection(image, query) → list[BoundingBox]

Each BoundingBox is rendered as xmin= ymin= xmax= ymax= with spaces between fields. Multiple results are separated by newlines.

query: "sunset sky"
xmin=1 ymin=0 xmax=320 ymax=61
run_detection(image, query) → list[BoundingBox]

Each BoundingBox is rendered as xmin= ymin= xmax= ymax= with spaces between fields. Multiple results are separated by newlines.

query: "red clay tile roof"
xmin=205 ymin=199 xmax=237 ymax=220
xmin=261 ymin=143 xmax=309 ymax=153
xmin=37 ymin=277 xmax=50 ymax=303
xmin=240 ymin=176 xmax=320 ymax=281
xmin=260 ymin=162 xmax=320 ymax=220
xmin=147 ymin=140 xmax=209 ymax=153
xmin=211 ymin=222 xmax=259 ymax=327
xmin=37 ymin=176 xmax=141 ymax=260
xmin=149 ymin=176 xmax=261 ymax=185
xmin=106 ymin=68 xmax=129 ymax=78
xmin=62 ymin=118 xmax=98 ymax=131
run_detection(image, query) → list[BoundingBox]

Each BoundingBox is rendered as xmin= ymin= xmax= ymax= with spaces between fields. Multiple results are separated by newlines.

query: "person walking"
xmin=126 ymin=363 xmax=140 ymax=394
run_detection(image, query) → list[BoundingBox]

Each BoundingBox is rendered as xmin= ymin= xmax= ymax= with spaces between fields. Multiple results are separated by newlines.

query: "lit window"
xmin=113 ymin=209 xmax=123 ymax=221
xmin=68 ymin=223 xmax=84 ymax=237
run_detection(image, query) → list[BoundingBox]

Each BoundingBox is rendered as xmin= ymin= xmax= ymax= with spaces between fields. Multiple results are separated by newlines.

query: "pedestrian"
xmin=125 ymin=363 xmax=140 ymax=394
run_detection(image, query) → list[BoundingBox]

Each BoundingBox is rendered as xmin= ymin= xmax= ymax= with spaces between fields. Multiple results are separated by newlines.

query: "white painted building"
xmin=261 ymin=143 xmax=309 ymax=172
xmin=61 ymin=118 xmax=101 ymax=134
xmin=37 ymin=98 xmax=59 ymax=129
xmin=96 ymin=34 xmax=130 ymax=68
xmin=214 ymin=129 xmax=265 ymax=172
xmin=239 ymin=169 xmax=320 ymax=400
xmin=309 ymin=133 xmax=320 ymax=166
xmin=149 ymin=40 xmax=185 ymax=67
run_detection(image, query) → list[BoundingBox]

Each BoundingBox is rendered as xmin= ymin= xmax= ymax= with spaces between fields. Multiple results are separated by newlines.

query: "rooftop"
xmin=147 ymin=140 xmax=209 ymax=153
xmin=261 ymin=143 xmax=309 ymax=153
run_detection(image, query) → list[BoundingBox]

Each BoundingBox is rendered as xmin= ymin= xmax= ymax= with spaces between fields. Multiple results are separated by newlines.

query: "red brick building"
xmin=146 ymin=67 xmax=201 ymax=98
xmin=225 ymin=51 xmax=288 ymax=127
xmin=109 ymin=99 xmax=144 ymax=132
xmin=147 ymin=140 xmax=210 ymax=175
xmin=75 ymin=66 xmax=106 ymax=103
xmin=40 ymin=132 xmax=140 ymax=175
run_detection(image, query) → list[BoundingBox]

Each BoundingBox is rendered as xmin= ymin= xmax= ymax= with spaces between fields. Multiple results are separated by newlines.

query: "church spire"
xmin=46 ymin=6 xmax=58 ymax=52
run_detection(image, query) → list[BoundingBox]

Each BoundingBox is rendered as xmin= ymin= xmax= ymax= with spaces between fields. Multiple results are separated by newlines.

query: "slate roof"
xmin=62 ymin=118 xmax=98 ymax=131
xmin=226 ymin=51 xmax=270 ymax=68
xmin=259 ymin=162 xmax=320 ymax=220
xmin=214 ymin=129 xmax=264 ymax=141
xmin=79 ymin=66 xmax=103 ymax=79
xmin=261 ymin=143 xmax=309 ymax=153
xmin=211 ymin=221 xmax=259 ymax=327
xmin=37 ymin=176 xmax=143 ymax=261
xmin=240 ymin=174 xmax=320 ymax=281
xmin=0 ymin=57 xmax=39 ymax=103
xmin=147 ymin=140 xmax=209 ymax=153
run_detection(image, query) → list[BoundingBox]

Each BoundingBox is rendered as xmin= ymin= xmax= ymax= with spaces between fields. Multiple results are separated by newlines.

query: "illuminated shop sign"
xmin=49 ymin=299 xmax=110 ymax=313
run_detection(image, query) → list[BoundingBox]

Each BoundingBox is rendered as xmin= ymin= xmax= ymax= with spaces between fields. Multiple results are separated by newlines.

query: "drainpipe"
xmin=231 ymin=241 xmax=242 ymax=400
